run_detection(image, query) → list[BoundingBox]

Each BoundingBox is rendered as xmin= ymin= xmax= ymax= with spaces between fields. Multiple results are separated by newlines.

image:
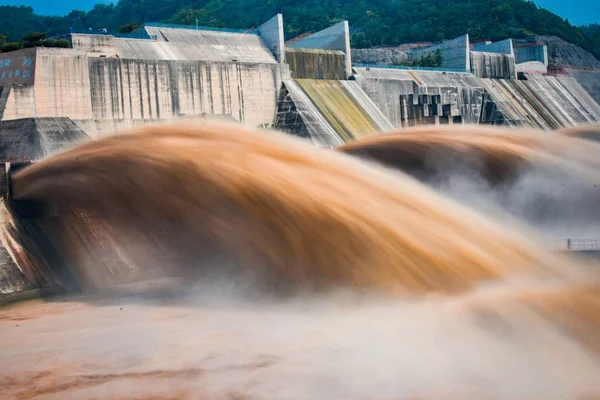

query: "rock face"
xmin=351 ymin=48 xmax=409 ymax=65
xmin=532 ymin=36 xmax=600 ymax=69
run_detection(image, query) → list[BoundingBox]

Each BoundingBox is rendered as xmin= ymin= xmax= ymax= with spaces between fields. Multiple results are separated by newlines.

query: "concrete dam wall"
xmin=354 ymin=66 xmax=600 ymax=130
xmin=354 ymin=68 xmax=484 ymax=127
xmin=568 ymin=69 xmax=600 ymax=105
xmin=480 ymin=73 xmax=600 ymax=129
xmin=285 ymin=49 xmax=346 ymax=80
xmin=85 ymin=58 xmax=287 ymax=137
xmin=0 ymin=48 xmax=290 ymax=138
xmin=274 ymin=79 xmax=393 ymax=146
xmin=2 ymin=19 xmax=600 ymax=299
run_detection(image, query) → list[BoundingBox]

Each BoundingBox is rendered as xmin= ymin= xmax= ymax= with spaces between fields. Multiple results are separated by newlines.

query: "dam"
xmin=1 ymin=15 xmax=600 ymax=300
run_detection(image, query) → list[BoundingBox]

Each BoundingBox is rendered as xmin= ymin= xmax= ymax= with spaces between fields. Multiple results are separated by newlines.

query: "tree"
xmin=0 ymin=0 xmax=598 ymax=60
xmin=23 ymin=32 xmax=47 ymax=44
xmin=434 ymin=49 xmax=444 ymax=67
xmin=0 ymin=42 xmax=22 ymax=53
xmin=118 ymin=22 xmax=140 ymax=33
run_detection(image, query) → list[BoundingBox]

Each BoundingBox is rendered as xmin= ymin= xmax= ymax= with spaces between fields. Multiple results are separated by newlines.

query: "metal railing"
xmin=353 ymin=63 xmax=469 ymax=73
xmin=544 ymin=238 xmax=600 ymax=251
xmin=144 ymin=22 xmax=259 ymax=35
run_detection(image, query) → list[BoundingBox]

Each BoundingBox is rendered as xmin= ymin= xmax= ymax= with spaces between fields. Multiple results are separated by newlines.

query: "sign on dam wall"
xmin=0 ymin=48 xmax=35 ymax=86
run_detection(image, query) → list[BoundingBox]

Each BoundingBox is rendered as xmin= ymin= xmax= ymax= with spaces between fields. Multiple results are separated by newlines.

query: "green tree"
xmin=434 ymin=49 xmax=444 ymax=67
xmin=118 ymin=22 xmax=140 ymax=33
xmin=0 ymin=42 xmax=22 ymax=53
xmin=0 ymin=0 xmax=598 ymax=60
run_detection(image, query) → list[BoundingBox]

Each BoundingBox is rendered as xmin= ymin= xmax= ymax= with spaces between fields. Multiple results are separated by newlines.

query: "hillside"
xmin=533 ymin=36 xmax=600 ymax=69
xmin=0 ymin=0 xmax=599 ymax=61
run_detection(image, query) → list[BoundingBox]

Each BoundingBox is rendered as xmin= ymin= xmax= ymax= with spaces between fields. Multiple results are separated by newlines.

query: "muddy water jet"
xmin=10 ymin=121 xmax=580 ymax=295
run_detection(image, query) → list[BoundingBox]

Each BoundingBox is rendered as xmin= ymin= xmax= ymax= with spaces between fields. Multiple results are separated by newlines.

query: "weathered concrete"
xmin=87 ymin=58 xmax=287 ymax=136
xmin=0 ymin=46 xmax=290 ymax=136
xmin=1 ymin=48 xmax=93 ymax=121
xmin=294 ymin=79 xmax=390 ymax=142
xmin=143 ymin=25 xmax=276 ymax=64
xmin=73 ymin=28 xmax=278 ymax=65
xmin=514 ymin=45 xmax=548 ymax=73
xmin=409 ymin=35 xmax=471 ymax=71
xmin=258 ymin=14 xmax=285 ymax=63
xmin=285 ymin=49 xmax=345 ymax=80
xmin=471 ymin=39 xmax=514 ymax=55
xmin=275 ymin=80 xmax=343 ymax=147
xmin=354 ymin=67 xmax=484 ymax=127
xmin=288 ymin=21 xmax=352 ymax=79
xmin=470 ymin=52 xmax=516 ymax=79
xmin=479 ymin=73 xmax=600 ymax=129
xmin=568 ymin=69 xmax=600 ymax=104
xmin=0 ymin=118 xmax=90 ymax=162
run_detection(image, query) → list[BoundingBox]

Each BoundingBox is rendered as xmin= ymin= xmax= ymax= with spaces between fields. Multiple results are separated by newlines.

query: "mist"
xmin=3 ymin=278 xmax=600 ymax=400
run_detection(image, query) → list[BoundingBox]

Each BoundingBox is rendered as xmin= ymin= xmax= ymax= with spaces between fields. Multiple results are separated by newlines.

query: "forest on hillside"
xmin=0 ymin=0 xmax=599 ymax=60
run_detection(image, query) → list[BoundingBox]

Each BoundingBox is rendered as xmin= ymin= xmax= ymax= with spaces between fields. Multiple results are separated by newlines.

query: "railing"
xmin=47 ymin=29 xmax=152 ymax=40
xmin=144 ymin=22 xmax=259 ymax=35
xmin=353 ymin=63 xmax=469 ymax=73
xmin=545 ymin=238 xmax=600 ymax=251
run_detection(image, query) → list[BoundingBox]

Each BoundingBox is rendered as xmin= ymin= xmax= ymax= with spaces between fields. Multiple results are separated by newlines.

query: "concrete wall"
xmin=479 ymin=73 xmax=600 ymax=130
xmin=471 ymin=39 xmax=513 ymax=55
xmin=514 ymin=45 xmax=548 ymax=72
xmin=288 ymin=21 xmax=352 ymax=78
xmin=0 ymin=48 xmax=36 ymax=85
xmin=258 ymin=14 xmax=285 ymax=63
xmin=143 ymin=26 xmax=276 ymax=64
xmin=515 ymin=61 xmax=548 ymax=74
xmin=409 ymin=35 xmax=471 ymax=71
xmin=515 ymin=45 xmax=549 ymax=64
xmin=285 ymin=49 xmax=345 ymax=80
xmin=33 ymin=49 xmax=93 ymax=120
xmin=2 ymin=48 xmax=289 ymax=136
xmin=71 ymin=34 xmax=118 ymax=57
xmin=354 ymin=67 xmax=483 ymax=127
xmin=470 ymin=52 xmax=516 ymax=79
xmin=1 ymin=49 xmax=92 ymax=121
xmin=87 ymin=58 xmax=288 ymax=137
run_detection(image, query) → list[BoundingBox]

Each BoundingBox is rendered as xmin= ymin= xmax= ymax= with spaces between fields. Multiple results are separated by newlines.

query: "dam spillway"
xmin=1 ymin=16 xmax=600 ymax=299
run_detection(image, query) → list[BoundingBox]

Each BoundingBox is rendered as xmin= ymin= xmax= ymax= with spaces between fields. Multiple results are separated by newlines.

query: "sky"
xmin=1 ymin=0 xmax=599 ymax=26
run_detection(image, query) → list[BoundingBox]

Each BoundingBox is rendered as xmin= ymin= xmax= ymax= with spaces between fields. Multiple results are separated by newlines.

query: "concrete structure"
xmin=1 ymin=17 xmax=291 ymax=138
xmin=514 ymin=44 xmax=549 ymax=73
xmin=274 ymin=79 xmax=393 ymax=146
xmin=353 ymin=66 xmax=600 ymax=130
xmin=470 ymin=52 xmax=516 ymax=79
xmin=285 ymin=49 xmax=346 ymax=80
xmin=0 ymin=118 xmax=90 ymax=162
xmin=409 ymin=35 xmax=471 ymax=71
xmin=471 ymin=39 xmax=514 ymax=55
xmin=258 ymin=14 xmax=286 ymax=63
xmin=3 ymin=17 xmax=600 ymax=300
xmin=275 ymin=80 xmax=344 ymax=147
xmin=354 ymin=67 xmax=484 ymax=127
xmin=479 ymin=73 xmax=600 ymax=129
xmin=568 ymin=69 xmax=600 ymax=104
xmin=288 ymin=21 xmax=352 ymax=79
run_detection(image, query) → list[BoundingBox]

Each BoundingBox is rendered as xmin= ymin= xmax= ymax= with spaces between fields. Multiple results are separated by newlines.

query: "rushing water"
xmin=2 ymin=121 xmax=600 ymax=399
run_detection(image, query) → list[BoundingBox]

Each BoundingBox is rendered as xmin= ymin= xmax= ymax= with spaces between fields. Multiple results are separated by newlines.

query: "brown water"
xmin=3 ymin=121 xmax=600 ymax=399
xmin=338 ymin=125 xmax=600 ymax=238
